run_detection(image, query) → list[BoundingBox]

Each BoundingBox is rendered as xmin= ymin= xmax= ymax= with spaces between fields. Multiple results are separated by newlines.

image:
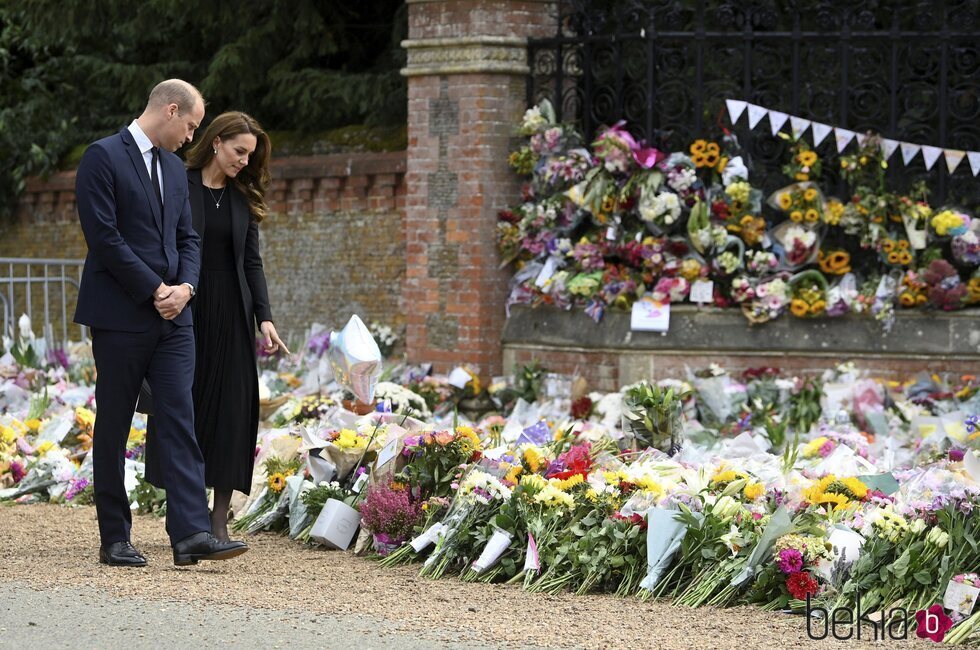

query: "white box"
xmin=310 ymin=498 xmax=360 ymax=550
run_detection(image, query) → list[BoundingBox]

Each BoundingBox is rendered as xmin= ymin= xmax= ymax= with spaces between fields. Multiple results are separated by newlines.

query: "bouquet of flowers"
xmin=360 ymin=480 xmax=423 ymax=555
xmin=788 ymin=270 xmax=829 ymax=318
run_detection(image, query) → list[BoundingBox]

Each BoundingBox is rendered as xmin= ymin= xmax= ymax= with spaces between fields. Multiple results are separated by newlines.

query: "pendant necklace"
xmin=206 ymin=184 xmax=227 ymax=209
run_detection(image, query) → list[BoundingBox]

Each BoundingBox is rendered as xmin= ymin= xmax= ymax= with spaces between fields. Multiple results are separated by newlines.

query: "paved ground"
xmin=0 ymin=504 xmax=928 ymax=649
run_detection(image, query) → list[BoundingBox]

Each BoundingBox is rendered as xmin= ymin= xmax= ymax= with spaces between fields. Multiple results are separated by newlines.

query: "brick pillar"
xmin=402 ymin=0 xmax=557 ymax=379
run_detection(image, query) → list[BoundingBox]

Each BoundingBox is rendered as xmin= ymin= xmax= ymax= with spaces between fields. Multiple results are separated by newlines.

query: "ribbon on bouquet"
xmin=725 ymin=99 xmax=980 ymax=176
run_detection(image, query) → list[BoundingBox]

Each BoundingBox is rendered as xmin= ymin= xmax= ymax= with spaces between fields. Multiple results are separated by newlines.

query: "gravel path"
xmin=0 ymin=504 xmax=927 ymax=649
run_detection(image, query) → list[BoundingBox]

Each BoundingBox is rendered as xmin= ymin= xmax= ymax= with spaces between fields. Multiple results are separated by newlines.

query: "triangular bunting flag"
xmin=790 ymin=116 xmax=811 ymax=138
xmin=811 ymin=122 xmax=832 ymax=147
xmin=901 ymin=142 xmax=921 ymax=165
xmin=944 ymin=149 xmax=965 ymax=174
xmin=834 ymin=127 xmax=856 ymax=153
xmin=881 ymin=138 xmax=899 ymax=160
xmin=747 ymin=104 xmax=768 ymax=129
xmin=726 ymin=99 xmax=748 ymax=124
xmin=768 ymin=110 xmax=789 ymax=136
xmin=921 ymin=145 xmax=942 ymax=170
xmin=969 ymin=151 xmax=980 ymax=176
xmin=856 ymin=132 xmax=870 ymax=147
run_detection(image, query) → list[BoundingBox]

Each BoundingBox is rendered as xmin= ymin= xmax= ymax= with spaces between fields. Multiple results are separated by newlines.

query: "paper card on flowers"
xmin=630 ymin=295 xmax=670 ymax=332
xmin=911 ymin=415 xmax=943 ymax=439
xmin=376 ymin=437 xmax=399 ymax=469
xmin=689 ymin=280 xmax=713 ymax=304
xmin=943 ymin=580 xmax=980 ymax=615
xmin=448 ymin=367 xmax=473 ymax=389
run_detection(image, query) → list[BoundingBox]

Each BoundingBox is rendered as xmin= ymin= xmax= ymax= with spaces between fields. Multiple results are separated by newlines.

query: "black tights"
xmin=211 ymin=488 xmax=233 ymax=541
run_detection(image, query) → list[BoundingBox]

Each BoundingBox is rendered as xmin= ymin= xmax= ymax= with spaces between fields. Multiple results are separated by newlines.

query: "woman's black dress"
xmin=191 ymin=187 xmax=259 ymax=493
xmin=144 ymin=183 xmax=260 ymax=494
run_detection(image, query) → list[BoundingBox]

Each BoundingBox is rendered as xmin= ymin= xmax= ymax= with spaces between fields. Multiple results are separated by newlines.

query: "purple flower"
xmin=9 ymin=460 xmax=26 ymax=484
xmin=306 ymin=332 xmax=331 ymax=357
xmin=777 ymin=548 xmax=804 ymax=574
xmin=64 ymin=477 xmax=90 ymax=501
xmin=950 ymin=449 xmax=966 ymax=462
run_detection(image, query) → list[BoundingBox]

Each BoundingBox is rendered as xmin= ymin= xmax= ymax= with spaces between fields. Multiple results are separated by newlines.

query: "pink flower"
xmin=915 ymin=605 xmax=953 ymax=642
xmin=819 ymin=440 xmax=835 ymax=458
xmin=777 ymin=548 xmax=804 ymax=574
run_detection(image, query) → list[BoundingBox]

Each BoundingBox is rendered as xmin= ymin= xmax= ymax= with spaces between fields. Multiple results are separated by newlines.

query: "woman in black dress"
xmin=147 ymin=112 xmax=289 ymax=541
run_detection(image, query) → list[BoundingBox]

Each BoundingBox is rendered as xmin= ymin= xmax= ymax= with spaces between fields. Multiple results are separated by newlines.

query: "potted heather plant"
xmin=359 ymin=480 xmax=423 ymax=556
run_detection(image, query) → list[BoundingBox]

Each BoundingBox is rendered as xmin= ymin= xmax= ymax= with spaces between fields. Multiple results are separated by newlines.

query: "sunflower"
xmin=809 ymin=299 xmax=827 ymax=314
xmin=887 ymin=251 xmax=901 ymax=264
xmin=795 ymin=172 xmax=809 ymax=181
xmin=790 ymin=299 xmax=810 ymax=317
xmin=897 ymin=239 xmax=910 ymax=250
xmin=268 ymin=472 xmax=287 ymax=493
xmin=798 ymin=151 xmax=818 ymax=167
xmin=601 ymin=195 xmax=616 ymax=213
xmin=897 ymin=251 xmax=913 ymax=265
xmin=881 ymin=239 xmax=895 ymax=253
xmin=690 ymin=139 xmax=707 ymax=155
xmin=790 ymin=210 xmax=804 ymax=223
xmin=803 ymin=188 xmax=818 ymax=201
xmin=778 ymin=193 xmax=793 ymax=210
xmin=804 ymin=208 xmax=820 ymax=223
xmin=899 ymin=292 xmax=917 ymax=307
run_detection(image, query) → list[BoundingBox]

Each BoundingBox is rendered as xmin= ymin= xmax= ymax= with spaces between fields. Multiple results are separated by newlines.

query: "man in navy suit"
xmin=75 ymin=79 xmax=247 ymax=566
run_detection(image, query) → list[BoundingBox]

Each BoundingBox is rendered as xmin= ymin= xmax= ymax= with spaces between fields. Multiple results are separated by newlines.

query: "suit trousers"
xmin=91 ymin=319 xmax=210 ymax=544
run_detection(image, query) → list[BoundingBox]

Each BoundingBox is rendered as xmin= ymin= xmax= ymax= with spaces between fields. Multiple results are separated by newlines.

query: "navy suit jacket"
xmin=74 ymin=127 xmax=200 ymax=332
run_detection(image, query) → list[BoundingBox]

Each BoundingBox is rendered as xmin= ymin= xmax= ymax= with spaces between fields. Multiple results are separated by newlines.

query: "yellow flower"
xmin=75 ymin=407 xmax=96 ymax=430
xmin=809 ymin=300 xmax=826 ymax=314
xmin=504 ymin=464 xmax=524 ymax=484
xmin=804 ymin=208 xmax=819 ymax=223
xmin=334 ymin=428 xmax=367 ymax=450
xmin=744 ymin=482 xmax=765 ymax=501
xmin=803 ymin=437 xmax=830 ymax=458
xmin=127 ymin=426 xmax=145 ymax=446
xmin=0 ymin=425 xmax=15 ymax=445
xmin=523 ymin=445 xmax=545 ymax=473
xmin=520 ymin=473 xmax=547 ymax=491
xmin=711 ymin=469 xmax=740 ymax=484
xmin=25 ymin=419 xmax=42 ymax=432
xmin=790 ymin=299 xmax=810 ymax=317
xmin=841 ymin=477 xmax=869 ymax=500
xmin=778 ymin=193 xmax=793 ymax=210
xmin=803 ymin=188 xmax=818 ymax=201
xmin=790 ymin=210 xmax=803 ymax=223
xmin=798 ymin=151 xmax=818 ymax=167
xmin=36 ymin=441 xmax=55 ymax=456
xmin=690 ymin=139 xmax=707 ymax=155
xmin=268 ymin=472 xmax=287 ymax=493
xmin=636 ymin=476 xmax=663 ymax=496
xmin=551 ymin=474 xmax=585 ymax=491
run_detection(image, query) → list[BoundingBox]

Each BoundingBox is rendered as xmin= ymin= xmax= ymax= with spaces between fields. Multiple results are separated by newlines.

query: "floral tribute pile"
xmin=3 ymin=321 xmax=980 ymax=642
xmin=499 ymin=101 xmax=980 ymax=327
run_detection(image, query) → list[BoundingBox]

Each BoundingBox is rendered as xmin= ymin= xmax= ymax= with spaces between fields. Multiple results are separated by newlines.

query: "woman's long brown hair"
xmin=185 ymin=112 xmax=272 ymax=222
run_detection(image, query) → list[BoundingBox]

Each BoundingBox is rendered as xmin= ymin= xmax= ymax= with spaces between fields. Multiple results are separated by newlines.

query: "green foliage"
xmin=622 ymin=381 xmax=690 ymax=452
xmin=0 ymin=0 xmax=407 ymax=215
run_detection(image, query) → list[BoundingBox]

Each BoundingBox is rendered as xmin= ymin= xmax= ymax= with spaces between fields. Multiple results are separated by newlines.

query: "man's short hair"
xmin=147 ymin=79 xmax=204 ymax=115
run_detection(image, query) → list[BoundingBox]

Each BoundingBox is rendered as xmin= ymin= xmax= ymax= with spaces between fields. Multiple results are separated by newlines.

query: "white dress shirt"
xmin=128 ymin=120 xmax=164 ymax=207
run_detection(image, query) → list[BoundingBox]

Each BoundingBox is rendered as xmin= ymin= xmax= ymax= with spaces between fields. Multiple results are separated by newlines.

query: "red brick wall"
xmin=403 ymin=0 xmax=556 ymax=378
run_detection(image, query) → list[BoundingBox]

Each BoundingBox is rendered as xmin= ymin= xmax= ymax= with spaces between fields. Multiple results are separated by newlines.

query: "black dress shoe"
xmin=172 ymin=531 xmax=248 ymax=566
xmin=99 ymin=541 xmax=147 ymax=567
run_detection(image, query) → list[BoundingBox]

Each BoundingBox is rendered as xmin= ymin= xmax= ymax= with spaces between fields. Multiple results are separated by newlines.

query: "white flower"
xmin=721 ymin=156 xmax=749 ymax=185
xmin=18 ymin=314 xmax=34 ymax=341
xmin=521 ymin=106 xmax=547 ymax=132
xmin=638 ymin=190 xmax=682 ymax=224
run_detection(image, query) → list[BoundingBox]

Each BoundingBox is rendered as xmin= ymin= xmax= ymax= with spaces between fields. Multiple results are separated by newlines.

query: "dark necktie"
xmin=150 ymin=147 xmax=164 ymax=214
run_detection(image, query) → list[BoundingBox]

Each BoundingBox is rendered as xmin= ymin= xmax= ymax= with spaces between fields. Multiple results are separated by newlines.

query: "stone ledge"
xmin=401 ymin=36 xmax=529 ymax=76
xmin=502 ymin=304 xmax=980 ymax=358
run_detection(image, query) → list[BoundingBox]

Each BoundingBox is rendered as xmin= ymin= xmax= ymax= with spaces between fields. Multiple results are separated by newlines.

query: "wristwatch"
xmin=182 ymin=282 xmax=196 ymax=298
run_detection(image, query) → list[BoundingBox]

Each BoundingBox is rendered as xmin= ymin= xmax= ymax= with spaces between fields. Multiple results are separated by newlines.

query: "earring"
xmin=213 ymin=147 xmax=217 ymax=154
